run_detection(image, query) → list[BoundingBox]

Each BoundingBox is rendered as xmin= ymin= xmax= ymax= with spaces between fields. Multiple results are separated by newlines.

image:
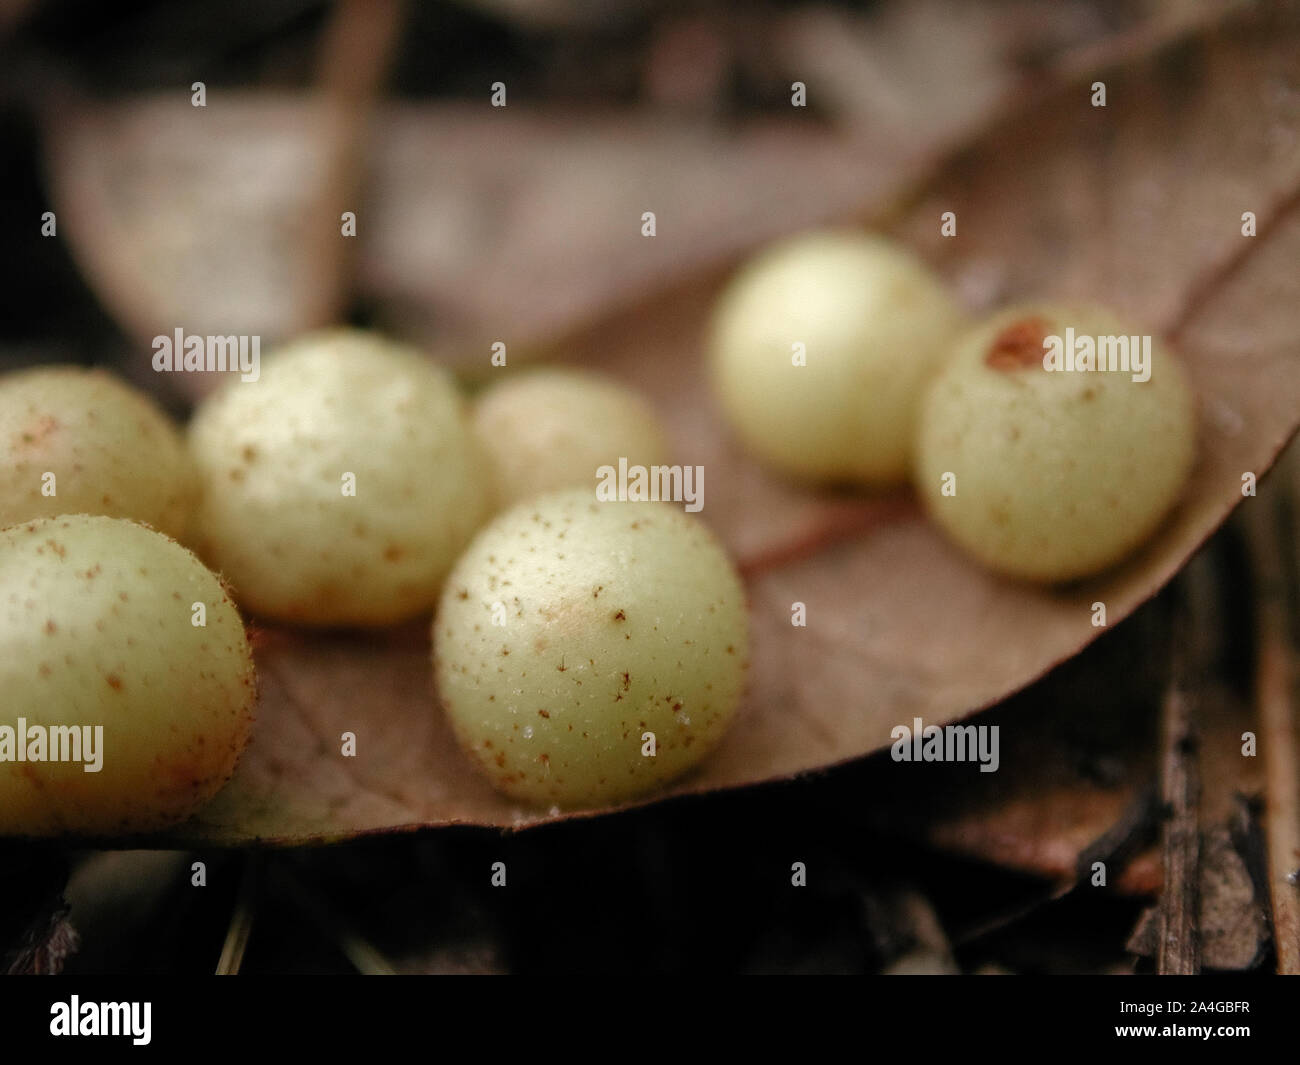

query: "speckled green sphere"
xmin=434 ymin=489 xmax=750 ymax=807
xmin=708 ymin=230 xmax=966 ymax=484
xmin=187 ymin=329 xmax=491 ymax=626
xmin=0 ymin=515 xmax=256 ymax=836
xmin=915 ymin=303 xmax=1197 ymax=582
xmin=473 ymin=368 xmax=672 ymax=509
xmin=0 ymin=367 xmax=195 ymax=539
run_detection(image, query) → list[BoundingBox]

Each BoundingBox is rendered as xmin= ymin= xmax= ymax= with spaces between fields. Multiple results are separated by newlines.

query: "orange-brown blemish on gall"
xmin=106 ymin=674 xmax=123 ymax=691
xmin=985 ymin=316 xmax=1051 ymax=371
xmin=15 ymin=414 xmax=59 ymax=449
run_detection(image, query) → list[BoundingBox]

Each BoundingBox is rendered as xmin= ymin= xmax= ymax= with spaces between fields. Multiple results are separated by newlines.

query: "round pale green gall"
xmin=708 ymin=230 xmax=966 ymax=484
xmin=434 ymin=489 xmax=750 ymax=807
xmin=0 ymin=515 xmax=256 ymax=836
xmin=0 ymin=367 xmax=195 ymax=539
xmin=915 ymin=303 xmax=1197 ymax=582
xmin=187 ymin=329 xmax=491 ymax=626
xmin=473 ymin=368 xmax=673 ymax=509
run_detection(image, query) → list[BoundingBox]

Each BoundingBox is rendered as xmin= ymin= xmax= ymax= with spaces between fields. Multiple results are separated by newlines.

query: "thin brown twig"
xmin=1241 ymin=481 xmax=1300 ymax=973
xmin=302 ymin=0 xmax=406 ymax=328
xmin=215 ymin=853 xmax=260 ymax=976
xmin=1157 ymin=586 xmax=1201 ymax=975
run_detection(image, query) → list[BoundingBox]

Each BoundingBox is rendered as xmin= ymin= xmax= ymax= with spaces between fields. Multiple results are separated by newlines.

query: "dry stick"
xmin=301 ymin=0 xmax=406 ymax=328
xmin=215 ymin=854 xmax=260 ymax=976
xmin=1241 ymin=490 xmax=1300 ymax=974
xmin=1157 ymin=585 xmax=1202 ymax=975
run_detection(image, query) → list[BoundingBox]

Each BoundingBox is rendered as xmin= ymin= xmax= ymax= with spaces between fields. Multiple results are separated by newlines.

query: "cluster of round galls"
xmin=0 ymin=330 xmax=747 ymax=829
xmin=707 ymin=229 xmax=1197 ymax=583
xmin=0 ymin=226 xmax=1200 ymax=834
